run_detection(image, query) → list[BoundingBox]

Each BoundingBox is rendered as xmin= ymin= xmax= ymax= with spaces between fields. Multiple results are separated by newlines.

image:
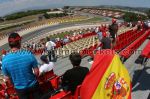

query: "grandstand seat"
xmin=141 ymin=41 xmax=150 ymax=58
xmin=0 ymin=84 xmax=5 ymax=91
xmin=39 ymin=81 xmax=54 ymax=93
xmin=0 ymin=90 xmax=5 ymax=99
xmin=38 ymin=70 xmax=56 ymax=83
xmin=50 ymin=76 xmax=60 ymax=89
xmin=5 ymin=87 xmax=18 ymax=99
xmin=50 ymin=91 xmax=72 ymax=99
xmin=73 ymin=85 xmax=81 ymax=99
xmin=120 ymin=29 xmax=150 ymax=60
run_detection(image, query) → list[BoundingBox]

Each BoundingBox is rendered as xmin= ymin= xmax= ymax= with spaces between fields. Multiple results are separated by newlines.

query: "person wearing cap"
xmin=2 ymin=33 xmax=42 ymax=99
xmin=100 ymin=32 xmax=111 ymax=49
xmin=1 ymin=49 xmax=7 ymax=58
xmin=109 ymin=18 xmax=118 ymax=44
xmin=39 ymin=55 xmax=54 ymax=75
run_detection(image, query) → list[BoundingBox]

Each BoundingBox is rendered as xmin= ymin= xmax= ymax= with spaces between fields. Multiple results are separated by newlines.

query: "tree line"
xmin=4 ymin=9 xmax=49 ymax=20
xmin=123 ymin=11 xmax=149 ymax=22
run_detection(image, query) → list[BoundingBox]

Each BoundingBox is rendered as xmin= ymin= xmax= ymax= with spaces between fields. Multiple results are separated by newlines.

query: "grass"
xmin=0 ymin=20 xmax=35 ymax=30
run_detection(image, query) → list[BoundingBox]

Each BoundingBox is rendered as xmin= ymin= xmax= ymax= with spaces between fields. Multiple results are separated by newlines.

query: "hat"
xmin=103 ymin=32 xmax=107 ymax=37
xmin=8 ymin=33 xmax=21 ymax=42
xmin=1 ymin=49 xmax=6 ymax=55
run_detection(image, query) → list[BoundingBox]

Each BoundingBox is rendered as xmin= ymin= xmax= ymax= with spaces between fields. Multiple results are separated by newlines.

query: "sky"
xmin=0 ymin=0 xmax=150 ymax=16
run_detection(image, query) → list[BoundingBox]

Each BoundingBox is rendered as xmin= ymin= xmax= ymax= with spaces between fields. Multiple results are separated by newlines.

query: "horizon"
xmin=0 ymin=0 xmax=150 ymax=17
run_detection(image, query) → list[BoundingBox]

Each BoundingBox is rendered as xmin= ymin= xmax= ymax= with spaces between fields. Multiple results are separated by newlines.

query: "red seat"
xmin=6 ymin=87 xmax=19 ymax=99
xmin=44 ymin=71 xmax=56 ymax=80
xmin=120 ymin=29 xmax=149 ymax=59
xmin=50 ymin=91 xmax=72 ymax=99
xmin=141 ymin=40 xmax=150 ymax=58
xmin=0 ymin=90 xmax=5 ymax=99
xmin=73 ymin=85 xmax=81 ymax=99
xmin=38 ymin=70 xmax=56 ymax=83
xmin=50 ymin=76 xmax=60 ymax=89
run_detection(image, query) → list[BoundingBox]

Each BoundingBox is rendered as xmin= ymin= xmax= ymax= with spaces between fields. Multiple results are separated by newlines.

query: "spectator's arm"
xmin=4 ymin=76 xmax=11 ymax=83
xmin=61 ymin=72 xmax=69 ymax=86
xmin=31 ymin=54 xmax=39 ymax=77
xmin=33 ymin=67 xmax=39 ymax=77
xmin=2 ymin=62 xmax=12 ymax=84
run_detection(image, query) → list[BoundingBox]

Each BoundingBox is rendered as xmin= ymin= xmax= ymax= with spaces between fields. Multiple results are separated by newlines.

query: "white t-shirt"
xmin=46 ymin=41 xmax=56 ymax=50
xmin=148 ymin=22 xmax=150 ymax=28
xmin=39 ymin=62 xmax=54 ymax=75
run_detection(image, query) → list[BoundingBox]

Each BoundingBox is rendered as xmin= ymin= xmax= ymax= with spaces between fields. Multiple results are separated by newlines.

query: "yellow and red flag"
xmin=80 ymin=50 xmax=131 ymax=99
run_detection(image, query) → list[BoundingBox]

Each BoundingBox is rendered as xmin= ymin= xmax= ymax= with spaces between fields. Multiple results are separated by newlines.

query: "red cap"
xmin=1 ymin=49 xmax=6 ymax=55
xmin=8 ymin=33 xmax=22 ymax=42
xmin=8 ymin=36 xmax=22 ymax=42
xmin=103 ymin=32 xmax=107 ymax=37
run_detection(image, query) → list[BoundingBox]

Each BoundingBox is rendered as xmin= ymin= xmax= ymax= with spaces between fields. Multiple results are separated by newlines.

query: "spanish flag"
xmin=80 ymin=50 xmax=131 ymax=99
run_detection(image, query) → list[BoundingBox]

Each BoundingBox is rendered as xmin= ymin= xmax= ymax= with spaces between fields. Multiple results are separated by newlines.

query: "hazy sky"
xmin=0 ymin=0 xmax=150 ymax=16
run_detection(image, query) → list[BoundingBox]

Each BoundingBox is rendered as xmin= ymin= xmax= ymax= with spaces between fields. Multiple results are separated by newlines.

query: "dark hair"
xmin=8 ymin=33 xmax=21 ymax=48
xmin=40 ymin=55 xmax=49 ymax=64
xmin=69 ymin=52 xmax=81 ymax=67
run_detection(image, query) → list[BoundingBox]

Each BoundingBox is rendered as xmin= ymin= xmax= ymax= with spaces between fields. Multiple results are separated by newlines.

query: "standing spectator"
xmin=61 ymin=52 xmax=89 ymax=94
xmin=60 ymin=39 xmax=64 ymax=48
xmin=32 ymin=42 xmax=36 ymax=51
xmin=101 ymin=32 xmax=111 ymax=49
xmin=109 ymin=18 xmax=118 ymax=44
xmin=45 ymin=38 xmax=56 ymax=61
xmin=2 ymin=33 xmax=42 ymax=99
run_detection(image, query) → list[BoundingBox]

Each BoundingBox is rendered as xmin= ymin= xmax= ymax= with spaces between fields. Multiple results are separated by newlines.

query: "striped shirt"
xmin=2 ymin=49 xmax=38 ymax=89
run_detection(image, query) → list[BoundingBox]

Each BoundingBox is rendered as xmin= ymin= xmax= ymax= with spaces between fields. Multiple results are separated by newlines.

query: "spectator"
xmin=148 ymin=21 xmax=150 ymax=28
xmin=2 ymin=33 xmax=42 ymax=99
xmin=137 ymin=21 xmax=142 ymax=31
xmin=61 ymin=52 xmax=89 ymax=94
xmin=1 ymin=49 xmax=7 ymax=58
xmin=45 ymin=38 xmax=56 ymax=61
xmin=39 ymin=55 xmax=54 ymax=75
xmin=97 ymin=27 xmax=104 ymax=41
xmin=109 ymin=18 xmax=118 ymax=44
xmin=60 ymin=39 xmax=64 ymax=48
xmin=101 ymin=32 xmax=111 ymax=49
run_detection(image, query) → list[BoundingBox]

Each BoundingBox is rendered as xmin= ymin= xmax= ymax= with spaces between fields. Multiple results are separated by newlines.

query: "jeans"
xmin=47 ymin=50 xmax=55 ymax=61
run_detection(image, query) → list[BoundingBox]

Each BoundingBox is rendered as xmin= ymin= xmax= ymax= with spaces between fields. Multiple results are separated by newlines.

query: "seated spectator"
xmin=61 ymin=52 xmax=89 ymax=94
xmin=39 ymin=55 xmax=54 ymax=75
xmin=101 ymin=32 xmax=111 ymax=49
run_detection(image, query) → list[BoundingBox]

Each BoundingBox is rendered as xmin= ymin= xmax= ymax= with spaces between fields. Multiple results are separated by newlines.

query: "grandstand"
xmin=80 ymin=8 xmax=125 ymax=18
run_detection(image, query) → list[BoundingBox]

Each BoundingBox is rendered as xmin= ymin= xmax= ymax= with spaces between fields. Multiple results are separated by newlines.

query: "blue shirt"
xmin=2 ymin=49 xmax=38 ymax=89
xmin=97 ymin=32 xmax=103 ymax=40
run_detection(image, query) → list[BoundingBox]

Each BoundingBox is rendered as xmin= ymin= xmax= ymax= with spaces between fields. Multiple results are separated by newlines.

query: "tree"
xmin=123 ymin=12 xmax=147 ymax=22
xmin=146 ymin=10 xmax=150 ymax=19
